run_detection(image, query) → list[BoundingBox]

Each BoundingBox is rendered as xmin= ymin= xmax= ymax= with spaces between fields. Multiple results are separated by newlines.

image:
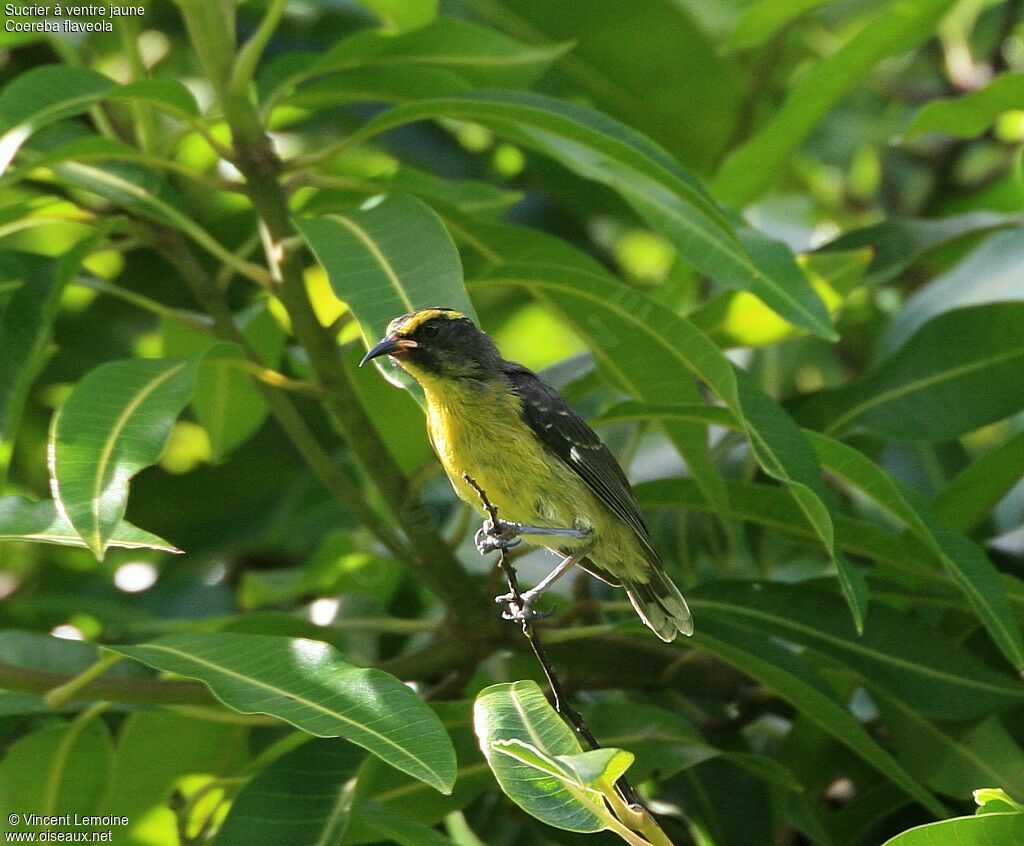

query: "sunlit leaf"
xmin=905 ymin=72 xmax=1024 ymax=140
xmin=108 ymin=633 xmax=457 ymax=793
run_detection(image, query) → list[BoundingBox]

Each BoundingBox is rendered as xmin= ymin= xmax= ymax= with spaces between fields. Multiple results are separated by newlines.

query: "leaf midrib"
xmin=693 ymin=598 xmax=1021 ymax=697
xmin=127 ymin=643 xmax=442 ymax=786
xmin=324 ymin=213 xmax=414 ymax=312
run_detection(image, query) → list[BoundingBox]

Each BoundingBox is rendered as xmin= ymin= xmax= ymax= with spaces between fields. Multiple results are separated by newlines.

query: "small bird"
xmin=361 ymin=307 xmax=693 ymax=641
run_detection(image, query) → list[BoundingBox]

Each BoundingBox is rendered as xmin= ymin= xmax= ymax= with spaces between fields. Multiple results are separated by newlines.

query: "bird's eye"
xmin=419 ymin=323 xmax=441 ymax=340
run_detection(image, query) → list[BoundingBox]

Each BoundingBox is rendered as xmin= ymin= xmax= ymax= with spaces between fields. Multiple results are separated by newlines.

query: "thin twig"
xmin=462 ymin=473 xmax=645 ymax=812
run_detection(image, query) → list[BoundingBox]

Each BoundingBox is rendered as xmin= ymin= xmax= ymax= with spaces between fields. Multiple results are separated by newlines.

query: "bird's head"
xmin=360 ymin=308 xmax=502 ymax=382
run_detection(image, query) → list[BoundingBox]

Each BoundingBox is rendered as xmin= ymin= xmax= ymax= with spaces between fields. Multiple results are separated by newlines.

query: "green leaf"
xmin=164 ymin=302 xmax=285 ymax=461
xmin=49 ymin=357 xmax=200 ymax=559
xmin=296 ymin=192 xmax=477 ymax=352
xmin=356 ymin=91 xmax=835 ymax=338
xmin=286 ymin=67 xmax=473 ymax=110
xmin=214 ymin=738 xmax=364 ymax=846
xmin=312 ymin=19 xmax=572 ymax=88
xmin=456 ymin=0 xmax=743 ymax=172
xmin=473 ymin=680 xmax=616 ymax=833
xmin=0 ymin=65 xmax=198 ymax=171
xmin=802 ymin=430 xmax=1024 ymax=675
xmin=714 ymin=0 xmax=958 ymax=206
xmin=933 ymin=429 xmax=1024 ymax=533
xmin=801 ymin=303 xmax=1024 ymax=440
xmin=874 ymin=690 xmax=1024 ymax=801
xmin=105 ymin=711 xmax=249 ymax=844
xmin=354 ymin=0 xmax=437 ymax=32
xmin=107 ymin=633 xmax=457 ymax=793
xmin=586 ymin=700 xmax=803 ymax=791
xmin=0 ymin=717 xmax=113 ymax=827
xmin=466 ymin=234 xmax=861 ymax=626
xmin=343 ymin=702 xmax=494 ymax=841
xmin=691 ymin=582 xmax=1024 ymax=720
xmin=906 ymin=72 xmax=1024 ymax=140
xmin=817 ymin=211 xmax=1024 ymax=286
xmin=692 ymin=616 xmax=946 ymax=817
xmin=349 ymin=802 xmax=457 ymax=846
xmin=878 ymin=229 xmax=1024 ymax=355
xmin=880 ymin=812 xmax=1024 ymax=845
xmin=727 ymin=0 xmax=832 ymax=51
xmin=0 ymin=496 xmax=181 ymax=553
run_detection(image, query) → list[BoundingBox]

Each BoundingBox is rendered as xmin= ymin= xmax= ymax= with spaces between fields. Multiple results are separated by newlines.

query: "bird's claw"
xmin=494 ymin=591 xmax=555 ymax=622
xmin=475 ymin=519 xmax=522 ymax=555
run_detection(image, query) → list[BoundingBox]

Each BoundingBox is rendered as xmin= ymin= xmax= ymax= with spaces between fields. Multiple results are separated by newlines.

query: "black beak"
xmin=359 ymin=334 xmax=418 ymax=367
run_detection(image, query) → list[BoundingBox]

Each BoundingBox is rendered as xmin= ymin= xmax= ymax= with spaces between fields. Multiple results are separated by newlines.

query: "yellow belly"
xmin=422 ymin=381 xmax=649 ymax=581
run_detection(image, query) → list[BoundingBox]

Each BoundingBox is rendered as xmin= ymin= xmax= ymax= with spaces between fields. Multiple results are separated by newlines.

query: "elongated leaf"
xmin=692 ymin=616 xmax=945 ymax=817
xmin=456 ymin=0 xmax=742 ymax=172
xmin=691 ymin=582 xmax=1024 ymax=720
xmin=164 ymin=302 xmax=285 ymax=461
xmin=355 ymin=91 xmax=835 ymax=338
xmin=0 ymin=496 xmax=180 ymax=553
xmin=803 ymin=430 xmax=1024 ymax=674
xmin=286 ymin=67 xmax=473 ymax=110
xmin=816 ymin=211 xmax=1024 ymax=287
xmin=0 ymin=65 xmax=198 ymax=171
xmin=312 ymin=18 xmax=571 ymax=88
xmin=296 ymin=193 xmax=476 ymax=354
xmin=214 ymin=738 xmax=363 ymax=846
xmin=465 ymin=229 xmax=862 ymax=626
xmin=933 ymin=429 xmax=1024 ymax=533
xmin=49 ymin=357 xmax=199 ymax=558
xmin=587 ymin=700 xmax=802 ymax=790
xmin=881 ymin=813 xmax=1024 ymax=845
xmin=0 ymin=718 xmax=113 ymax=827
xmin=108 ymin=633 xmax=456 ymax=793
xmin=598 ymin=399 xmax=1024 ymax=671
xmin=473 ymin=681 xmax=618 ymax=834
xmin=727 ymin=0 xmax=832 ymax=50
xmin=878 ymin=229 xmax=1024 ymax=356
xmin=800 ymin=303 xmax=1024 ymax=440
xmin=906 ymin=72 xmax=1024 ymax=140
xmin=354 ymin=0 xmax=436 ymax=32
xmin=874 ymin=690 xmax=1024 ymax=801
xmin=715 ymin=0 xmax=958 ymax=205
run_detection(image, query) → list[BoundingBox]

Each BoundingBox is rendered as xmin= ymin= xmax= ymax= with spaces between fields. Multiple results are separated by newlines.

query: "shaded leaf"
xmin=906 ymin=72 xmax=1024 ymax=140
xmin=692 ymin=616 xmax=945 ymax=817
xmin=49 ymin=357 xmax=199 ymax=558
xmin=691 ymin=581 xmax=1024 ymax=720
xmin=799 ymin=303 xmax=1024 ymax=440
xmin=358 ymin=91 xmax=835 ymax=338
xmin=164 ymin=302 xmax=285 ymax=461
xmin=108 ymin=633 xmax=456 ymax=793
xmin=715 ymin=0 xmax=958 ymax=206
xmin=933 ymin=429 xmax=1024 ymax=533
xmin=0 ymin=718 xmax=113 ymax=827
xmin=214 ymin=737 xmax=363 ymax=846
xmin=727 ymin=0 xmax=832 ymax=51
xmin=817 ymin=211 xmax=1024 ymax=287
xmin=312 ymin=18 xmax=572 ymax=88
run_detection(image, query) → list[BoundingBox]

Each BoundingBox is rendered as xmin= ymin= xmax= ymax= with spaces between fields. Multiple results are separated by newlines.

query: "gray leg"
xmin=475 ymin=518 xmax=591 ymax=555
xmin=496 ymin=552 xmax=583 ymax=622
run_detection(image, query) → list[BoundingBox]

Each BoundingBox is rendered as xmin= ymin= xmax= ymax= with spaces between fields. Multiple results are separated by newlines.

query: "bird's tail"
xmin=623 ymin=570 xmax=694 ymax=642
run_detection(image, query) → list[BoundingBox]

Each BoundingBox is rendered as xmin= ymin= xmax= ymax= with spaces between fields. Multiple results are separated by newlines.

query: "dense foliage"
xmin=2 ymin=0 xmax=1024 ymax=843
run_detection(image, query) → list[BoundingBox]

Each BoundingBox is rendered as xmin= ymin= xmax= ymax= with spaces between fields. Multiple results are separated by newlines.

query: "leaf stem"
xmin=43 ymin=653 xmax=124 ymax=708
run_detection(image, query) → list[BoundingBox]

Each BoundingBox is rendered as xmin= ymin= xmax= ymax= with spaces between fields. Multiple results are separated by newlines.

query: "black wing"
xmin=503 ymin=362 xmax=660 ymax=565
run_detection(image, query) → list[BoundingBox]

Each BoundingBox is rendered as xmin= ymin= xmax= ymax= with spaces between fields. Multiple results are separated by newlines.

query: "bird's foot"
xmin=495 ymin=589 xmax=555 ymax=622
xmin=475 ymin=518 xmax=523 ymax=555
